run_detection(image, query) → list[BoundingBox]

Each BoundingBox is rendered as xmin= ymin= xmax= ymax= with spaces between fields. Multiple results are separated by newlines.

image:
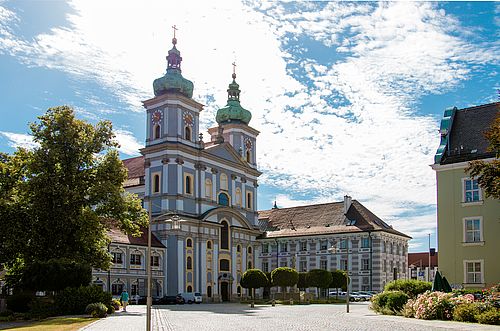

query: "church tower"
xmin=209 ymin=64 xmax=259 ymax=169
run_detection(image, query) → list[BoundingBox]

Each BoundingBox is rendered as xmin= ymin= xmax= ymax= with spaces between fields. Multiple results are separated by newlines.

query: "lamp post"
xmin=328 ymin=243 xmax=350 ymax=313
xmin=146 ymin=200 xmax=182 ymax=331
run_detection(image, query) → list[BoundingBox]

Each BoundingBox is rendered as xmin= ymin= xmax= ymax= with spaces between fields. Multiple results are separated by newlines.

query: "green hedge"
xmin=371 ymin=291 xmax=409 ymax=315
xmin=453 ymin=303 xmax=479 ymax=322
xmin=476 ymin=309 xmax=500 ymax=325
xmin=384 ymin=279 xmax=431 ymax=298
xmin=55 ymin=285 xmax=112 ymax=315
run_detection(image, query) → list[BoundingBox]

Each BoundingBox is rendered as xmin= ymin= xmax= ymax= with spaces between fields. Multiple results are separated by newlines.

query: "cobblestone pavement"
xmin=81 ymin=303 xmax=500 ymax=331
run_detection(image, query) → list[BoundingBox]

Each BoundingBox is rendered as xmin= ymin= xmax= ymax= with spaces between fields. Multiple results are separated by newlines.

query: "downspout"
xmin=368 ymin=231 xmax=372 ymax=291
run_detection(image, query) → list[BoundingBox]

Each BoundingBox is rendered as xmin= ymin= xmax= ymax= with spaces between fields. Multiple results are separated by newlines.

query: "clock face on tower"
xmin=183 ymin=112 xmax=194 ymax=126
xmin=152 ymin=110 xmax=163 ymax=124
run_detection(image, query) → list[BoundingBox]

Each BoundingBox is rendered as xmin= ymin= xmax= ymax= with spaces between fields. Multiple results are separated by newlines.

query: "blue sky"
xmin=0 ymin=1 xmax=498 ymax=252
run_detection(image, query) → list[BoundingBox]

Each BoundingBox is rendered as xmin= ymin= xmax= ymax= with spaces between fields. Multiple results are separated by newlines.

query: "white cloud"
xmin=0 ymin=1 xmax=496 ymax=248
xmin=114 ymin=129 xmax=143 ymax=156
xmin=0 ymin=131 xmax=38 ymax=149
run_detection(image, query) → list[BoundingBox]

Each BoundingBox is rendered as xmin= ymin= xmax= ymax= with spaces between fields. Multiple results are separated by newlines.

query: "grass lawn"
xmin=6 ymin=317 xmax=98 ymax=331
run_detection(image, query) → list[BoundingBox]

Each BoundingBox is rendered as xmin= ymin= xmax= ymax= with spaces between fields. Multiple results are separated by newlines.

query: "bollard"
xmin=272 ymin=299 xmax=275 ymax=307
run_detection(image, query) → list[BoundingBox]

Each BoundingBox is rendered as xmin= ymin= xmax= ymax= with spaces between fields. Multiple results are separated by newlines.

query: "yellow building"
xmin=432 ymin=102 xmax=499 ymax=288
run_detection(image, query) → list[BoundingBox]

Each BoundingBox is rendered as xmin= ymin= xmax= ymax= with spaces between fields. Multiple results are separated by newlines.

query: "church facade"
xmin=92 ymin=33 xmax=410 ymax=301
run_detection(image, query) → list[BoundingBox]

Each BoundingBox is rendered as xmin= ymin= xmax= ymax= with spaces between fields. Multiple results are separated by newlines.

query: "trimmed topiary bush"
xmin=371 ymin=291 xmax=409 ymax=315
xmin=453 ymin=303 xmax=478 ymax=322
xmin=85 ymin=302 xmax=107 ymax=318
xmin=384 ymin=279 xmax=431 ymax=299
xmin=476 ymin=308 xmax=500 ymax=325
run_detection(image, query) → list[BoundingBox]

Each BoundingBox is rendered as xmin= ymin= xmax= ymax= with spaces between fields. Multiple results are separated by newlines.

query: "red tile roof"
xmin=108 ymin=226 xmax=165 ymax=248
xmin=123 ymin=156 xmax=145 ymax=179
xmin=258 ymin=200 xmax=411 ymax=239
xmin=408 ymin=252 xmax=438 ymax=268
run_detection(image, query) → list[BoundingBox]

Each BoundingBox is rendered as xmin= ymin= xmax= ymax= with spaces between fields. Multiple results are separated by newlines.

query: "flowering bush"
xmin=403 ymin=291 xmax=453 ymax=320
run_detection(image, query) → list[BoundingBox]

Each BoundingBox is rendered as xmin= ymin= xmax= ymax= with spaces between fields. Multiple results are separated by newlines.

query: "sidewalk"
xmin=80 ymin=306 xmax=147 ymax=331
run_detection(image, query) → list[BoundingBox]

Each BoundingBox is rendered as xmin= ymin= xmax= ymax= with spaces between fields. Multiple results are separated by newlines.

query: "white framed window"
xmin=279 ymin=242 xmax=288 ymax=253
xmin=205 ymin=179 xmax=213 ymax=200
xmin=184 ymin=173 xmax=194 ymax=196
xmin=262 ymin=262 xmax=269 ymax=273
xmin=152 ymin=172 xmax=161 ymax=194
xmin=299 ymin=261 xmax=307 ymax=272
xmin=220 ymin=173 xmax=228 ymax=191
xmin=235 ymin=188 xmax=242 ymax=207
xmin=339 ymin=239 xmax=348 ymax=249
xmin=111 ymin=251 xmax=123 ymax=264
xmin=463 ymin=217 xmax=483 ymax=244
xmin=130 ymin=252 xmax=142 ymax=266
xmin=463 ymin=178 xmax=481 ymax=203
xmin=151 ymin=255 xmax=160 ymax=267
xmin=362 ymin=258 xmax=370 ymax=271
xmin=463 ymin=260 xmax=483 ymax=284
xmin=340 ymin=259 xmax=347 ymax=271
xmin=361 ymin=237 xmax=371 ymax=248
xmin=300 ymin=241 xmax=307 ymax=251
xmin=320 ymin=240 xmax=328 ymax=251
xmin=320 ymin=260 xmax=327 ymax=270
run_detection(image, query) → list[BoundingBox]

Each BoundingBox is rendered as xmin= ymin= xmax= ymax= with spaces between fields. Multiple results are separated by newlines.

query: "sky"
xmin=0 ymin=1 xmax=498 ymax=252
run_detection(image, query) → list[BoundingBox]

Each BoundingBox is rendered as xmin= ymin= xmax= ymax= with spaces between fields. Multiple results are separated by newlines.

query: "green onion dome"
xmin=153 ymin=36 xmax=194 ymax=98
xmin=216 ymin=72 xmax=252 ymax=125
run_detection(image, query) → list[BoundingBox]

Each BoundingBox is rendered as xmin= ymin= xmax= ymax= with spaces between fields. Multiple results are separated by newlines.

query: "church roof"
xmin=258 ymin=200 xmax=411 ymax=239
xmin=216 ymin=69 xmax=252 ymax=125
xmin=436 ymin=102 xmax=498 ymax=165
xmin=123 ymin=155 xmax=145 ymax=179
xmin=108 ymin=225 xmax=165 ymax=248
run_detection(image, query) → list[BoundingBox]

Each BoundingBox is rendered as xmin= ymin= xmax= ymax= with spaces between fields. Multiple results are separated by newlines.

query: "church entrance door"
xmin=221 ymin=282 xmax=229 ymax=302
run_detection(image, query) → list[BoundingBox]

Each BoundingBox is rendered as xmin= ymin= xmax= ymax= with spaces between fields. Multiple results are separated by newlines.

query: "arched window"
xmin=247 ymin=246 xmax=252 ymax=254
xmin=152 ymin=173 xmax=161 ymax=194
xmin=220 ymin=221 xmax=229 ymax=250
xmin=184 ymin=174 xmax=193 ymax=195
xmin=187 ymin=256 xmax=192 ymax=270
xmin=153 ymin=124 xmax=161 ymax=139
xmin=218 ymin=192 xmax=229 ymax=206
xmin=207 ymin=241 xmax=212 ymax=250
xmin=220 ymin=173 xmax=228 ymax=190
xmin=186 ymin=238 xmax=192 ymax=248
xmin=205 ymin=179 xmax=213 ymax=199
xmin=207 ymin=285 xmax=212 ymax=298
xmin=235 ymin=188 xmax=242 ymax=207
xmin=185 ymin=126 xmax=192 ymax=141
xmin=220 ymin=259 xmax=230 ymax=271
xmin=246 ymin=192 xmax=253 ymax=210
xmin=237 ymin=244 xmax=241 ymax=253
xmin=246 ymin=150 xmax=251 ymax=163
xmin=187 ymin=285 xmax=193 ymax=293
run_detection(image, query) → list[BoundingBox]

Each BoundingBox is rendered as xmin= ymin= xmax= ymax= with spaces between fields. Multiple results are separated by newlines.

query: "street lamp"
xmin=328 ymin=243 xmax=350 ymax=313
xmin=146 ymin=200 xmax=182 ymax=331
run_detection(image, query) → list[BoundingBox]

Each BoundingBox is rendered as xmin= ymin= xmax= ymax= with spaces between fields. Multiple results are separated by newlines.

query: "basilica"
xmin=92 ymin=33 xmax=410 ymax=302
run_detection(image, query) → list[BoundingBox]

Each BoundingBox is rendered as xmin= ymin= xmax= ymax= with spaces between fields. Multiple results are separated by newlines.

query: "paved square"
xmin=82 ymin=303 xmax=499 ymax=331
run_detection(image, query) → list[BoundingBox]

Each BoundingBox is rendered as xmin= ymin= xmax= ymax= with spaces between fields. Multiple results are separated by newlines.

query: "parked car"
xmin=330 ymin=291 xmax=357 ymax=302
xmin=156 ymin=294 xmax=185 ymax=305
xmin=358 ymin=291 xmax=375 ymax=299
xmin=178 ymin=292 xmax=202 ymax=304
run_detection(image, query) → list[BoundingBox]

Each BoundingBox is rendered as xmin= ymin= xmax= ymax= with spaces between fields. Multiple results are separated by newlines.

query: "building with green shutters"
xmin=432 ymin=102 xmax=499 ymax=288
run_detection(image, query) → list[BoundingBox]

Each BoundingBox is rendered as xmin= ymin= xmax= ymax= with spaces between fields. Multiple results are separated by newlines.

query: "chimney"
xmin=343 ymin=195 xmax=352 ymax=214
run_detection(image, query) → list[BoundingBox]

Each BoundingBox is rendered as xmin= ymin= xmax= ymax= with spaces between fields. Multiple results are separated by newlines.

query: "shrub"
xmin=371 ymin=291 xmax=409 ymax=315
xmin=29 ymin=297 xmax=58 ymax=319
xmin=0 ymin=309 xmax=13 ymax=317
xmin=404 ymin=291 xmax=453 ymax=320
xmin=453 ymin=303 xmax=478 ymax=322
xmin=6 ymin=292 xmax=34 ymax=313
xmin=55 ymin=285 xmax=112 ymax=315
xmin=106 ymin=304 xmax=115 ymax=315
xmin=85 ymin=302 xmax=107 ymax=318
xmin=384 ymin=279 xmax=431 ymax=299
xmin=475 ymin=308 xmax=500 ymax=325
xmin=112 ymin=299 xmax=121 ymax=310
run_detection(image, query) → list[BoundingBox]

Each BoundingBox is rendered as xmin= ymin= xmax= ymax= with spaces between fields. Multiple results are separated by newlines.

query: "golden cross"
xmin=172 ymin=25 xmax=178 ymax=38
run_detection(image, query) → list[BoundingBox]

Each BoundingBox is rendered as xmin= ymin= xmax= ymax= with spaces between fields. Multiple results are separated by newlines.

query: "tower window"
xmin=152 ymin=173 xmax=161 ymax=194
xmin=187 ymin=256 xmax=192 ymax=270
xmin=185 ymin=126 xmax=192 ymax=141
xmin=246 ymin=150 xmax=251 ymax=163
xmin=220 ymin=259 xmax=230 ymax=271
xmin=186 ymin=238 xmax=193 ymax=248
xmin=153 ymin=124 xmax=161 ymax=139
xmin=246 ymin=192 xmax=253 ymax=210
xmin=184 ymin=173 xmax=194 ymax=196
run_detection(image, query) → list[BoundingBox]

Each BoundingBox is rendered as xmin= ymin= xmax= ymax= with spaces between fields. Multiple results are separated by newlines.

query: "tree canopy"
xmin=329 ymin=270 xmax=347 ymax=292
xmin=240 ymin=269 xmax=269 ymax=291
xmin=307 ymin=269 xmax=333 ymax=290
xmin=271 ymin=267 xmax=299 ymax=288
xmin=466 ymin=113 xmax=500 ymax=199
xmin=297 ymin=272 xmax=309 ymax=290
xmin=0 ymin=106 xmax=148 ymax=271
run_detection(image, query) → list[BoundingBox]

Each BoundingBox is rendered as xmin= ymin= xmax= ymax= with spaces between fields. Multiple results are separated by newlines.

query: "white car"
xmin=179 ymin=292 xmax=202 ymax=304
